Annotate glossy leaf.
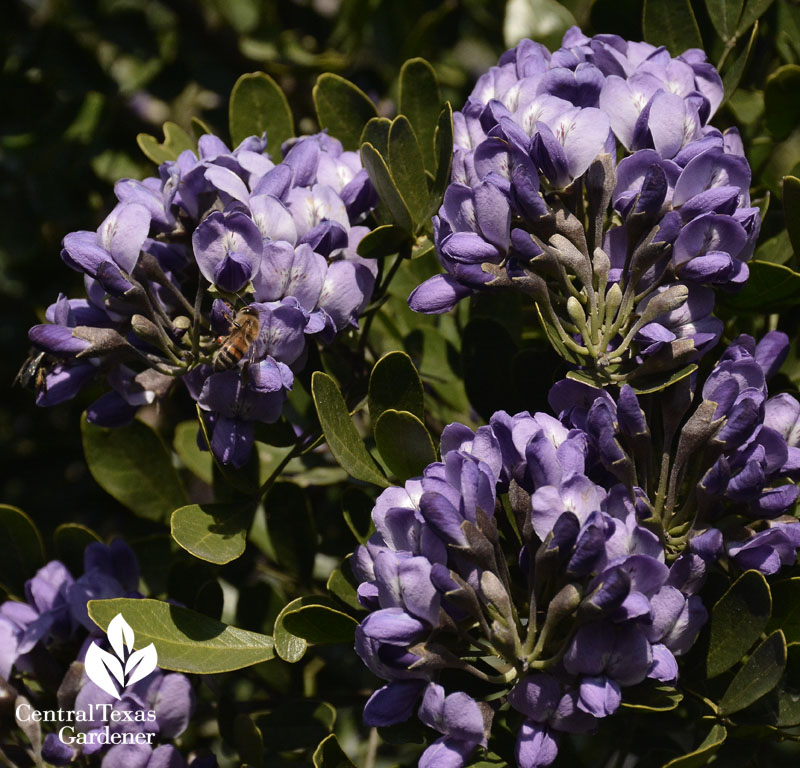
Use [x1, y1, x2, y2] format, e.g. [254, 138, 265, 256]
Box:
[722, 260, 800, 311]
[282, 601, 358, 645]
[705, 0, 743, 40]
[356, 224, 409, 259]
[54, 523, 101, 577]
[360, 117, 392, 159]
[375, 409, 437, 481]
[721, 22, 758, 105]
[82, 415, 187, 521]
[171, 503, 253, 565]
[361, 142, 413, 232]
[273, 596, 315, 663]
[765, 65, 800, 141]
[234, 714, 264, 768]
[369, 351, 425, 423]
[784, 175, 800, 256]
[707, 570, 771, 678]
[311, 371, 389, 487]
[430, 103, 454, 213]
[643, 0, 703, 54]
[399, 58, 441, 172]
[89, 598, 274, 673]
[388, 116, 429, 229]
[313, 734, 357, 768]
[718, 631, 787, 715]
[766, 577, 800, 642]
[776, 643, 800, 727]
[173, 420, 213, 485]
[0, 505, 44, 597]
[662, 725, 727, 767]
[327, 566, 362, 612]
[341, 488, 375, 544]
[737, 0, 775, 35]
[229, 72, 294, 158]
[313, 73, 377, 151]
[620, 682, 683, 712]
[137, 121, 194, 165]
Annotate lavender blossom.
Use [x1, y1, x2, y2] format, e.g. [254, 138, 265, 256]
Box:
[352, 409, 695, 767]
[23, 132, 378, 466]
[410, 28, 754, 387]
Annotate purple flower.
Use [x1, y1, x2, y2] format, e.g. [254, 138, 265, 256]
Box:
[196, 358, 293, 467]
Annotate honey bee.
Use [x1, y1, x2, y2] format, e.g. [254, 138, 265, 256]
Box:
[14, 349, 50, 395]
[212, 305, 262, 372]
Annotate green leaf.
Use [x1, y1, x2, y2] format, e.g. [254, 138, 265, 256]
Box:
[233, 714, 264, 768]
[356, 224, 409, 259]
[765, 65, 800, 141]
[53, 523, 101, 577]
[229, 72, 295, 159]
[430, 103, 454, 213]
[719, 631, 787, 715]
[171, 503, 253, 565]
[705, 0, 742, 40]
[82, 415, 188, 521]
[721, 22, 758, 105]
[776, 642, 800, 727]
[360, 117, 392, 159]
[375, 410, 437, 481]
[88, 598, 274, 673]
[620, 681, 683, 712]
[313, 734, 356, 768]
[174, 420, 213, 484]
[0, 505, 44, 597]
[399, 58, 441, 172]
[273, 596, 309, 663]
[341, 488, 375, 544]
[766, 577, 800, 642]
[707, 570, 771, 678]
[369, 351, 425, 423]
[361, 142, 413, 232]
[722, 260, 800, 311]
[737, 0, 775, 35]
[755, 229, 793, 265]
[388, 116, 429, 229]
[136, 121, 195, 165]
[265, 482, 316, 582]
[662, 725, 727, 768]
[274, 597, 355, 660]
[313, 73, 377, 151]
[503, 0, 577, 49]
[327, 565, 362, 612]
[282, 601, 358, 645]
[311, 371, 389, 487]
[628, 363, 698, 395]
[643, 0, 703, 54]
[784, 175, 800, 257]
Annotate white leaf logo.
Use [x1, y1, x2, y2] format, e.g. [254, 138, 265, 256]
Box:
[84, 613, 158, 698]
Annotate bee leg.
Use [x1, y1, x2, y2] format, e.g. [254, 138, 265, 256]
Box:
[240, 360, 251, 387]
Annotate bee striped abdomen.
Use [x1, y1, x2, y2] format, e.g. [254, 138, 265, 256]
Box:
[212, 306, 261, 372]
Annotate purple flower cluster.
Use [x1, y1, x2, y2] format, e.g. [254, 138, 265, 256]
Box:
[351, 414, 707, 767]
[25, 132, 378, 466]
[352, 330, 800, 766]
[409, 28, 758, 385]
[551, 331, 800, 576]
[1, 541, 204, 768]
